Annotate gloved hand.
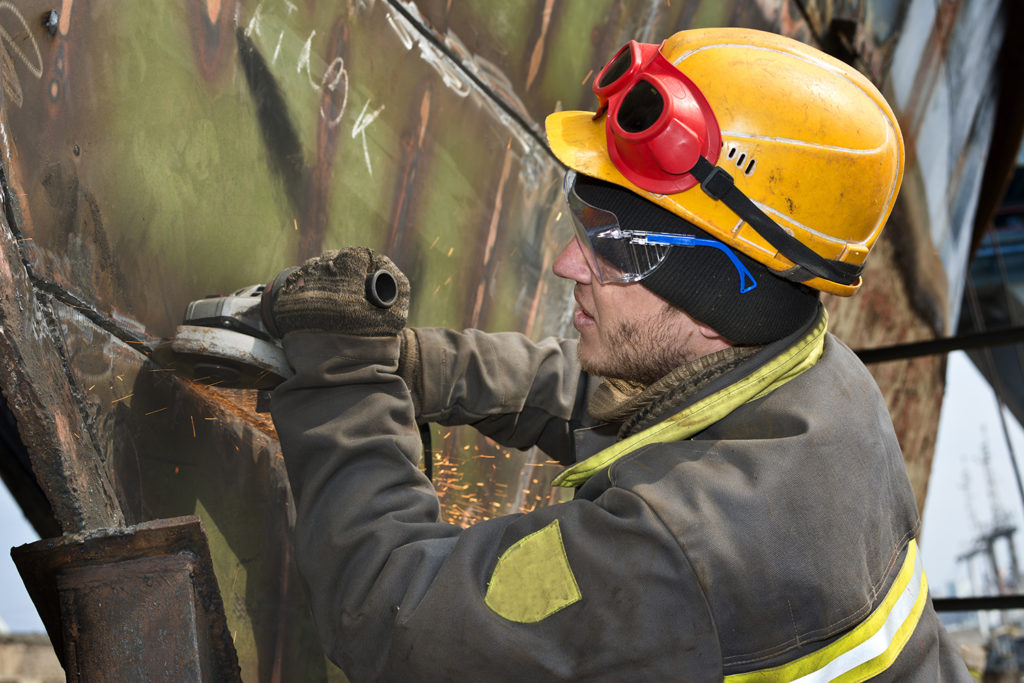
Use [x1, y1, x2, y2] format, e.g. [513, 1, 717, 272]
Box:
[262, 247, 410, 337]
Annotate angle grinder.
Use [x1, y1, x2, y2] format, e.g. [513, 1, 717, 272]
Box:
[152, 268, 400, 391]
[154, 266, 431, 476]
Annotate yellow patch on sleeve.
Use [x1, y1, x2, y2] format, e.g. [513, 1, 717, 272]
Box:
[484, 520, 582, 623]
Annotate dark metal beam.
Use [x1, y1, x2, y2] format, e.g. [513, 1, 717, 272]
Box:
[933, 595, 1024, 612]
[854, 326, 1024, 364]
[13, 515, 241, 680]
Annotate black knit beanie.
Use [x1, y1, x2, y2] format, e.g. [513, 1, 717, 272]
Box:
[573, 174, 819, 345]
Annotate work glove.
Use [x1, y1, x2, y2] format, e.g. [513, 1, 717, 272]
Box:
[262, 247, 410, 338]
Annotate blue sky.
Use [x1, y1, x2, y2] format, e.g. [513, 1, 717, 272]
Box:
[921, 351, 1024, 596]
[0, 480, 43, 632]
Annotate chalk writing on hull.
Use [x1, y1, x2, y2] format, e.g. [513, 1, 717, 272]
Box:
[0, 1, 44, 109]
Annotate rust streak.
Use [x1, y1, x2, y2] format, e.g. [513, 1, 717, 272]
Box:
[386, 86, 432, 257]
[300, 16, 350, 260]
[417, 87, 431, 148]
[469, 146, 515, 328]
[206, 0, 222, 25]
[525, 0, 555, 91]
[523, 247, 553, 339]
[187, 0, 237, 82]
[902, 2, 962, 144]
[59, 0, 74, 36]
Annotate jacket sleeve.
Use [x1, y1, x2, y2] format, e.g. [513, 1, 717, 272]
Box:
[271, 331, 721, 682]
[407, 327, 588, 459]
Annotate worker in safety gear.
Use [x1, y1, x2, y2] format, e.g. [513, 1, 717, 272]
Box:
[266, 28, 971, 681]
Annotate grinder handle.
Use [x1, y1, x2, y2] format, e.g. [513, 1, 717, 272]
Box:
[365, 269, 398, 308]
[259, 265, 398, 338]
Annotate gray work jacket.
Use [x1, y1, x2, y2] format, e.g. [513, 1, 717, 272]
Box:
[271, 309, 970, 681]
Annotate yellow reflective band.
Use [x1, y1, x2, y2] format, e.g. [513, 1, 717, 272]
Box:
[724, 540, 927, 683]
[553, 310, 828, 488]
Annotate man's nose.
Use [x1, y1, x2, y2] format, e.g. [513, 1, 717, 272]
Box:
[552, 237, 593, 283]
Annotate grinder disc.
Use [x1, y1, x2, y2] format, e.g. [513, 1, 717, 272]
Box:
[152, 325, 291, 390]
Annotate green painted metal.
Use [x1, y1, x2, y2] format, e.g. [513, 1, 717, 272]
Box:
[0, 0, 1017, 678]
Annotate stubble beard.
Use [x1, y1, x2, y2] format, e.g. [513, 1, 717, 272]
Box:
[577, 309, 696, 386]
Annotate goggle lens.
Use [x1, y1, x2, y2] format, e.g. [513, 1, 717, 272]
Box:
[617, 81, 664, 134]
[596, 44, 634, 89]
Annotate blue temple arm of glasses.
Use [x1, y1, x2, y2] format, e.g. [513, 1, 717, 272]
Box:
[629, 231, 758, 293]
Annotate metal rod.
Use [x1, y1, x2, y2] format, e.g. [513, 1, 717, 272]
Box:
[854, 326, 1024, 364]
[933, 595, 1024, 612]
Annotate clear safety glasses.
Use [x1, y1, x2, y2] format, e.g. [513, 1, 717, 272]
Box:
[563, 170, 757, 293]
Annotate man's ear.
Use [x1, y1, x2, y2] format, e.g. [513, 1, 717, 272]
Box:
[695, 321, 734, 346]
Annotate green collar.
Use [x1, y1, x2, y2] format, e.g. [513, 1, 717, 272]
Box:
[553, 310, 829, 488]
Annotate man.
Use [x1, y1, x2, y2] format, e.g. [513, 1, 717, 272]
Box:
[267, 28, 971, 680]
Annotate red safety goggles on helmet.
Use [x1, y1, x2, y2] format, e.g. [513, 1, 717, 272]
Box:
[593, 40, 721, 195]
[589, 40, 862, 287]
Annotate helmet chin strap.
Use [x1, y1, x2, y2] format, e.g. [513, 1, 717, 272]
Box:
[688, 156, 863, 287]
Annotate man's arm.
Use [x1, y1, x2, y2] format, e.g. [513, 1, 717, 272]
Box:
[265, 248, 720, 680]
[272, 330, 720, 681]
[400, 326, 588, 460]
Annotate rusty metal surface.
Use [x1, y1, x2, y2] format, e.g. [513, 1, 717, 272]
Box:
[51, 302, 330, 681]
[0, 0, 1018, 677]
[0, 175, 123, 534]
[12, 515, 240, 681]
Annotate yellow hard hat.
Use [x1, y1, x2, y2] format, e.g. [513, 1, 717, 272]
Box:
[545, 27, 905, 296]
